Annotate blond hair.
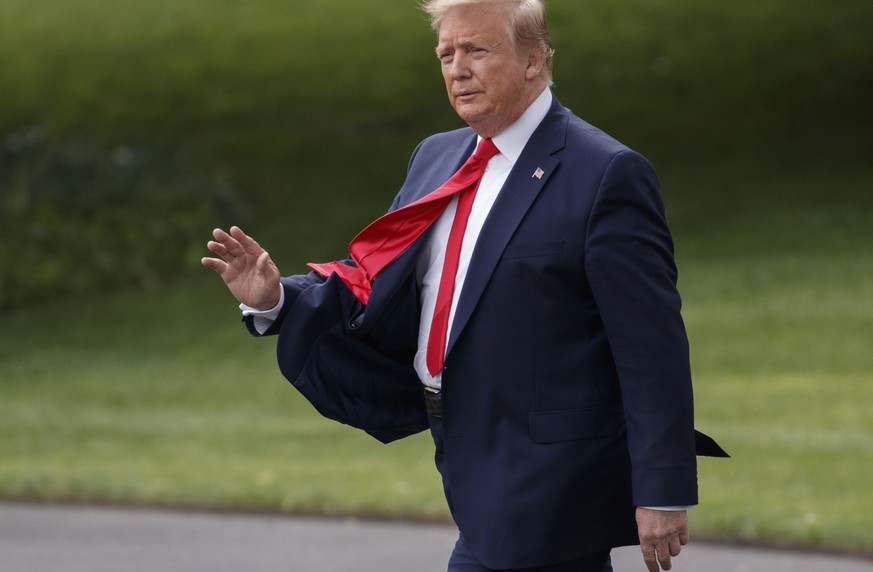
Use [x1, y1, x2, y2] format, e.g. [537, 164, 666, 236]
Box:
[422, 0, 555, 83]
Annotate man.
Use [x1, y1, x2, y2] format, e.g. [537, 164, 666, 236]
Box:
[203, 1, 724, 571]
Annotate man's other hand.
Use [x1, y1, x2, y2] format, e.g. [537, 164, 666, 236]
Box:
[636, 508, 689, 572]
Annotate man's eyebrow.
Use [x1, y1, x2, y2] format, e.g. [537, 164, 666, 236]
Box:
[437, 39, 486, 52]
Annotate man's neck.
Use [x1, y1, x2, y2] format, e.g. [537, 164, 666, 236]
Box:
[489, 87, 553, 164]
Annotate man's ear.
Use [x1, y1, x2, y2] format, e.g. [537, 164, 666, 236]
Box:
[524, 48, 546, 80]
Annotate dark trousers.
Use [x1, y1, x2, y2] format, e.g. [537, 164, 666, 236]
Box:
[447, 534, 612, 572]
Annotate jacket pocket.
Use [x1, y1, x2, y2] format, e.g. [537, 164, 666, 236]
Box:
[529, 405, 626, 444]
[501, 240, 564, 260]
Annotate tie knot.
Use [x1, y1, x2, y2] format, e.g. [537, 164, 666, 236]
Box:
[473, 138, 499, 162]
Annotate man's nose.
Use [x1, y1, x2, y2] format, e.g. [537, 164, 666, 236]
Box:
[450, 53, 472, 79]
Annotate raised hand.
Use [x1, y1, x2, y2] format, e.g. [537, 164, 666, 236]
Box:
[201, 226, 281, 310]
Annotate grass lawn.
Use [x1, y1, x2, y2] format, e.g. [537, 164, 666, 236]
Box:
[2, 161, 872, 553]
[666, 164, 873, 552]
[0, 272, 445, 518]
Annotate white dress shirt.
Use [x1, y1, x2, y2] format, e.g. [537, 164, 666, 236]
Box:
[414, 88, 553, 389]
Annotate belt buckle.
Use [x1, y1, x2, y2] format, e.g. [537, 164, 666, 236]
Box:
[422, 386, 442, 419]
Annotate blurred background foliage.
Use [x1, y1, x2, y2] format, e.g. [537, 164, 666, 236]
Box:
[0, 130, 245, 307]
[1, 0, 872, 554]
[1, 0, 870, 310]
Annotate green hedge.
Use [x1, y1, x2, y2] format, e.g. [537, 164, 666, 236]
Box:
[0, 128, 246, 310]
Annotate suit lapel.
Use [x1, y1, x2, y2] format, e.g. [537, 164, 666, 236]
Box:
[446, 103, 569, 355]
[362, 132, 478, 331]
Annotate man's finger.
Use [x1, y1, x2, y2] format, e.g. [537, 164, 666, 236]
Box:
[658, 548, 673, 570]
[201, 257, 227, 274]
[229, 226, 259, 251]
[255, 251, 276, 275]
[212, 228, 245, 256]
[668, 535, 682, 557]
[212, 228, 231, 242]
[641, 544, 659, 572]
[206, 240, 228, 257]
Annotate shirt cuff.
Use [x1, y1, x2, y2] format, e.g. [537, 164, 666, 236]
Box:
[239, 287, 284, 334]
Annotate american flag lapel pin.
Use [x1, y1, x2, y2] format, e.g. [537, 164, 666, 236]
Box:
[533, 167, 545, 180]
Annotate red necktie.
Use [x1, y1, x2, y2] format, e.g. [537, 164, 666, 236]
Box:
[424, 139, 499, 375]
[308, 138, 500, 324]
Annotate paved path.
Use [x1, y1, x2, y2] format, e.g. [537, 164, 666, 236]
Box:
[1, 502, 871, 571]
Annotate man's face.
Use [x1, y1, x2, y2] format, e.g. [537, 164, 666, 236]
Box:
[436, 5, 540, 138]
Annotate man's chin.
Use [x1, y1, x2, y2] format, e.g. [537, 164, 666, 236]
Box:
[453, 105, 485, 126]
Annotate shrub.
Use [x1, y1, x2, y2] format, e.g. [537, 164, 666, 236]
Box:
[0, 127, 247, 311]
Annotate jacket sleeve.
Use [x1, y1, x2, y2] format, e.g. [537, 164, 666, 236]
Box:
[585, 149, 699, 506]
[243, 272, 329, 337]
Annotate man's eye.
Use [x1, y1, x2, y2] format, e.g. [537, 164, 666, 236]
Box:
[439, 53, 454, 64]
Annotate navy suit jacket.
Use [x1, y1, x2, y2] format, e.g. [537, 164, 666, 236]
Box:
[247, 97, 725, 568]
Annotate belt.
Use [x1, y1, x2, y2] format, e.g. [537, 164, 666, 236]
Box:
[422, 386, 442, 418]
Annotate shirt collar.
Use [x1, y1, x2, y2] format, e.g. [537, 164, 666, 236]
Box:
[487, 87, 553, 164]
